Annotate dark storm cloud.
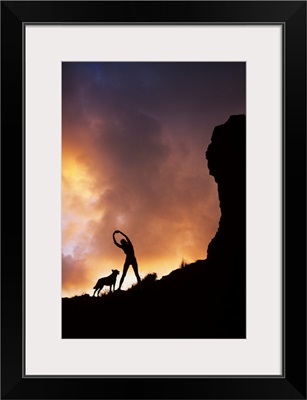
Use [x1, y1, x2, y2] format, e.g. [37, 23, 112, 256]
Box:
[63, 62, 245, 122]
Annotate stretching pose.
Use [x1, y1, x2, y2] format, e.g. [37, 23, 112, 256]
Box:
[113, 230, 141, 290]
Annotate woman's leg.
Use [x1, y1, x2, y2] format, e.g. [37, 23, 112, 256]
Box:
[118, 258, 130, 290]
[132, 258, 141, 283]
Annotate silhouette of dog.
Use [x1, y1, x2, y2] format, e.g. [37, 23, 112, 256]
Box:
[93, 269, 120, 296]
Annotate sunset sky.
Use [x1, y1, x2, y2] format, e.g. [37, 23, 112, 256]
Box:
[62, 62, 245, 297]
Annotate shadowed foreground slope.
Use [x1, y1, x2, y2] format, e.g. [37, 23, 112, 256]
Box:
[62, 115, 246, 338]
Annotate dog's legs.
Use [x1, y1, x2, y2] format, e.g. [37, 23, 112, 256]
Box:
[97, 287, 102, 297]
[93, 289, 97, 297]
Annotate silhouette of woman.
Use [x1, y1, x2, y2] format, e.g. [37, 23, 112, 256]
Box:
[113, 230, 141, 290]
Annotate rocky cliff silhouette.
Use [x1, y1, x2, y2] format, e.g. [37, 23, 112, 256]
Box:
[62, 115, 246, 338]
[206, 115, 246, 269]
[206, 114, 246, 305]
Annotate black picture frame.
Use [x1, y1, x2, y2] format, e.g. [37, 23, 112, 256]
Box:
[1, 1, 306, 399]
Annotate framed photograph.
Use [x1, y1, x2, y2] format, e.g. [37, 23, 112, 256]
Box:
[1, 1, 306, 399]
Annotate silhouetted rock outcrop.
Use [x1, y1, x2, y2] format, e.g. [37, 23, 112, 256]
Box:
[206, 115, 246, 278]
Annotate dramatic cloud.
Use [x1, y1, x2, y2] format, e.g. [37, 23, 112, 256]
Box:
[62, 62, 245, 296]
